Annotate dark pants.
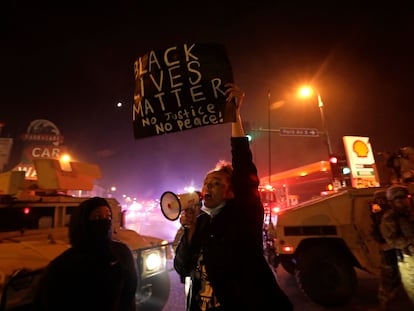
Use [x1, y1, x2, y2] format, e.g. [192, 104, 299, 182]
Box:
[378, 249, 402, 306]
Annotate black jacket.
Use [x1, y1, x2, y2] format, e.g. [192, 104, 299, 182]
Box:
[174, 137, 293, 310]
[33, 198, 137, 311]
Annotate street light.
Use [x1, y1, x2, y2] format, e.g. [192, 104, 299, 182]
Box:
[298, 86, 333, 155]
[266, 90, 274, 225]
[59, 153, 72, 171]
[267, 90, 272, 185]
[264, 91, 285, 185]
[107, 186, 117, 198]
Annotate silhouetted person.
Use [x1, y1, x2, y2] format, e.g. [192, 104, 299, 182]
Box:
[33, 197, 137, 311]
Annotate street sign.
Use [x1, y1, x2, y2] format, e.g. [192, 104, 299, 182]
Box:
[279, 127, 319, 137]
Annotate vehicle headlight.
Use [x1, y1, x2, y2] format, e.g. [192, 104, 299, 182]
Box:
[146, 252, 162, 271]
[140, 247, 167, 278]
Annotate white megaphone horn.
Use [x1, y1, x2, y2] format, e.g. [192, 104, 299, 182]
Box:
[160, 191, 202, 221]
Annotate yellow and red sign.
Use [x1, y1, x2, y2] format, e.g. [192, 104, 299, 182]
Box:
[342, 136, 380, 188]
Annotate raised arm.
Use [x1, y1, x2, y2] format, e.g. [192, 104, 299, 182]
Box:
[225, 83, 245, 138]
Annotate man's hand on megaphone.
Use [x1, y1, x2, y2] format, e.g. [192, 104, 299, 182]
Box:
[180, 206, 198, 241]
[180, 207, 196, 227]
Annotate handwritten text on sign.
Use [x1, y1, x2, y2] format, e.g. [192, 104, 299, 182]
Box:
[133, 43, 234, 139]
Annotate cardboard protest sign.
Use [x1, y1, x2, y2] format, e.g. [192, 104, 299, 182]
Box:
[133, 43, 235, 139]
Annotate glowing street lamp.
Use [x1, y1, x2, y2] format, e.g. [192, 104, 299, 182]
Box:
[298, 86, 333, 155]
[59, 153, 72, 171]
[267, 90, 272, 186]
[60, 153, 71, 162]
[105, 186, 117, 198]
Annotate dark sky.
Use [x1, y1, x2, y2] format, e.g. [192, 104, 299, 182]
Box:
[1, 2, 414, 200]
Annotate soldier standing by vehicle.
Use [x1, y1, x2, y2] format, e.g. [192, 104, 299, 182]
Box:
[370, 189, 402, 309]
[380, 184, 414, 308]
[174, 83, 293, 311]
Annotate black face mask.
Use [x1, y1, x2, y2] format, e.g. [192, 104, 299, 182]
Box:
[86, 219, 112, 245]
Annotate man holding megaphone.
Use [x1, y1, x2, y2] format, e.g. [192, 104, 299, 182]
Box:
[174, 83, 293, 311]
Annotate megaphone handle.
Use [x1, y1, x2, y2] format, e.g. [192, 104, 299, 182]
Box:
[180, 206, 198, 229]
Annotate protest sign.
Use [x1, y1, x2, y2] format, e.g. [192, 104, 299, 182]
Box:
[133, 43, 235, 139]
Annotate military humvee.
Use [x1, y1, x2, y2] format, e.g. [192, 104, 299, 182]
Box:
[0, 159, 170, 311]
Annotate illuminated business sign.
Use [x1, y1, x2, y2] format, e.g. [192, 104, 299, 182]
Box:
[342, 136, 380, 188]
[13, 119, 66, 179]
[21, 119, 64, 145]
[24, 145, 67, 160]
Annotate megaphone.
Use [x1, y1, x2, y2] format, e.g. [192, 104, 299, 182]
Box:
[160, 191, 202, 221]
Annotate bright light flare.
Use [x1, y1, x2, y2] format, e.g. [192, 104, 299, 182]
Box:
[298, 86, 314, 98]
[184, 186, 195, 193]
[145, 252, 162, 271]
[59, 154, 72, 171]
[60, 154, 71, 162]
[263, 184, 274, 191]
[282, 245, 294, 253]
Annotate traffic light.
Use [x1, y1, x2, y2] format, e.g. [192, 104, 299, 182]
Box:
[329, 155, 340, 179]
[243, 121, 253, 142]
[329, 154, 351, 180]
[329, 155, 338, 164]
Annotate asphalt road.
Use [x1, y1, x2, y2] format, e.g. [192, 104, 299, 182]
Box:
[162, 260, 185, 311]
[162, 260, 414, 311]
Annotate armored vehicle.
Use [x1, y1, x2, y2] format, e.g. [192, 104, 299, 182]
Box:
[268, 187, 383, 307]
[0, 159, 170, 311]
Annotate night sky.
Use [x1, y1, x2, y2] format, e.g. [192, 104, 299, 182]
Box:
[1, 2, 413, 200]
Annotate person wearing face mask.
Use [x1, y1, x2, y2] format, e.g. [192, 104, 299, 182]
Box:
[174, 83, 293, 311]
[33, 197, 138, 311]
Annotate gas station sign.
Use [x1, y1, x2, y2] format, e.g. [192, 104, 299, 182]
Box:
[342, 136, 380, 188]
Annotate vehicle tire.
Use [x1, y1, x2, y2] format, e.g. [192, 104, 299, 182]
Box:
[281, 258, 296, 275]
[139, 271, 170, 311]
[294, 247, 357, 307]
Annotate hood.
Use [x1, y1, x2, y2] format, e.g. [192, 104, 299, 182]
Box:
[69, 197, 113, 249]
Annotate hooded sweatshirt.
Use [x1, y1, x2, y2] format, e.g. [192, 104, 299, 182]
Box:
[33, 197, 138, 311]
